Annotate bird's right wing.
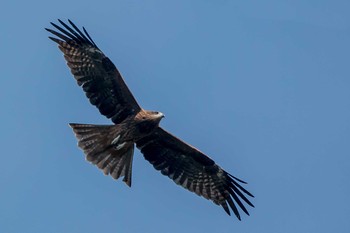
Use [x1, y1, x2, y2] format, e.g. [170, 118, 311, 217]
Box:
[46, 19, 141, 124]
[136, 127, 254, 220]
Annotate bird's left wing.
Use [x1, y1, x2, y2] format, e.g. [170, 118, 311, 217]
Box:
[46, 20, 141, 124]
[136, 127, 254, 220]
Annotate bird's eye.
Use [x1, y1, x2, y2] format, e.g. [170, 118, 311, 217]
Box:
[142, 117, 146, 120]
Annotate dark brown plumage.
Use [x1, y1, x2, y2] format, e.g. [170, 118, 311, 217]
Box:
[46, 19, 254, 220]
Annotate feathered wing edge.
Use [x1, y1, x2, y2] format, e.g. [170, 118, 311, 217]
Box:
[220, 171, 255, 219]
[136, 127, 254, 220]
[46, 19, 97, 48]
[45, 19, 141, 125]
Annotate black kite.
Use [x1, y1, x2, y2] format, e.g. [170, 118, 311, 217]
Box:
[46, 19, 254, 220]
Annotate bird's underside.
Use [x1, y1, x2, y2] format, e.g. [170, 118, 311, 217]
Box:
[46, 19, 254, 220]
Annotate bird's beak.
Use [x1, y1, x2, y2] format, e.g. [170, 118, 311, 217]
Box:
[159, 112, 165, 118]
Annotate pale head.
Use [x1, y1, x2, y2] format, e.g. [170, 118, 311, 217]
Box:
[136, 109, 165, 123]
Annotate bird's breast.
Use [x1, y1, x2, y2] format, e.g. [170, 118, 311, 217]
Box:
[134, 120, 159, 137]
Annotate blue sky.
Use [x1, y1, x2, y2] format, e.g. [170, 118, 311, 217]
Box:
[1, 1, 350, 232]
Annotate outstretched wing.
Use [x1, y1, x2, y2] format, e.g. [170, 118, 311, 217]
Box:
[136, 128, 254, 220]
[46, 19, 140, 124]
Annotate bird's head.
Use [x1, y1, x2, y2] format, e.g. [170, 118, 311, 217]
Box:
[137, 110, 165, 123]
[135, 110, 165, 134]
[149, 111, 165, 119]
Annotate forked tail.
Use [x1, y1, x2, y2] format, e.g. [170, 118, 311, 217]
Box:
[69, 123, 134, 187]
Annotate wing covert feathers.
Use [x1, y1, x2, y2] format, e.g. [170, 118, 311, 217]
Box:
[136, 128, 254, 220]
[46, 19, 140, 124]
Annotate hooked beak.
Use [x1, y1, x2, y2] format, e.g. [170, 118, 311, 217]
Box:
[159, 112, 165, 118]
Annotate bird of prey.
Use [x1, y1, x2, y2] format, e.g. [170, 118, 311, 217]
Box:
[46, 19, 254, 220]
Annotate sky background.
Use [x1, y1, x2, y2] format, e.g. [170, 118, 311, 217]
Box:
[1, 1, 350, 232]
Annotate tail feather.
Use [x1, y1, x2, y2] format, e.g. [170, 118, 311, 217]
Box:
[69, 123, 134, 187]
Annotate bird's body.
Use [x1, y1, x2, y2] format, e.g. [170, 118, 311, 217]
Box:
[46, 19, 254, 220]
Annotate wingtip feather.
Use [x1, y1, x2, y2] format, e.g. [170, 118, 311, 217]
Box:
[48, 36, 61, 44]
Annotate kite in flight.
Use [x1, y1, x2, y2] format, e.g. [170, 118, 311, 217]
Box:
[46, 19, 254, 220]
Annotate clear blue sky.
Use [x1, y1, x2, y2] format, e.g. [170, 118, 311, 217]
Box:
[1, 1, 349, 232]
